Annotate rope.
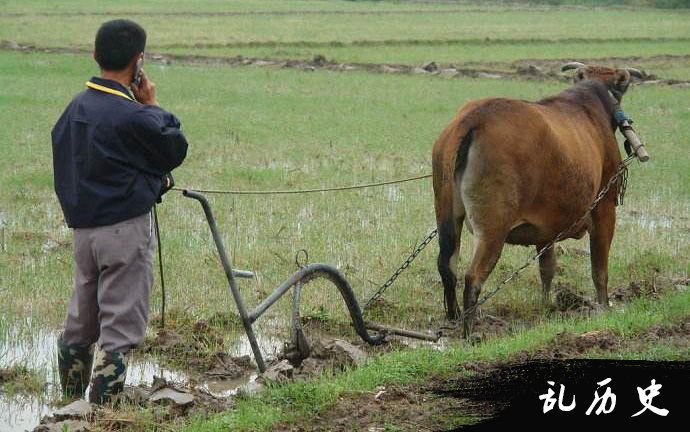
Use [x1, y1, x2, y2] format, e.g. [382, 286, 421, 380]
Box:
[153, 204, 167, 329]
[172, 173, 431, 195]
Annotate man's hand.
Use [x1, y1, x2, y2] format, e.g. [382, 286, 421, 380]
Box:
[157, 173, 175, 203]
[131, 69, 159, 106]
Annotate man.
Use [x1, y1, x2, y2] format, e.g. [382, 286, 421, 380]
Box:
[51, 19, 188, 404]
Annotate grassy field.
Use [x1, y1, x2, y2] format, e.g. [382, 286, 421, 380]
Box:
[2, 2, 690, 49]
[2, 49, 688, 333]
[182, 292, 690, 431]
[0, 0, 688, 430]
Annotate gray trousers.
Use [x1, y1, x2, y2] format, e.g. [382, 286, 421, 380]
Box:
[63, 212, 156, 353]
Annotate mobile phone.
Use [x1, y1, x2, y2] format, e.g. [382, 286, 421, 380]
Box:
[133, 57, 144, 86]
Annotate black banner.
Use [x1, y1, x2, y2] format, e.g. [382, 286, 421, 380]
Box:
[440, 359, 689, 430]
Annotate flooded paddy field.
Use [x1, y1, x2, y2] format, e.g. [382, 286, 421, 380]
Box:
[1, 0, 688, 430]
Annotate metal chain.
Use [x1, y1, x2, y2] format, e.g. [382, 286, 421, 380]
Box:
[363, 227, 438, 311]
[463, 154, 636, 317]
[362, 155, 635, 319]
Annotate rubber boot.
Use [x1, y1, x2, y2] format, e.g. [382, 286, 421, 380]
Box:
[57, 335, 94, 400]
[88, 348, 127, 404]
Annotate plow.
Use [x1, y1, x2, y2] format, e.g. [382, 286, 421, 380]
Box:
[183, 189, 439, 373]
[178, 63, 651, 373]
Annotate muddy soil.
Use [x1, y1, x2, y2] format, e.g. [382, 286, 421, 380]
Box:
[282, 316, 689, 431]
[274, 384, 484, 432]
[146, 52, 690, 86]
[0, 365, 44, 397]
[140, 309, 256, 382]
[18, 274, 689, 431]
[277, 271, 684, 432]
[35, 376, 235, 432]
[0, 368, 20, 385]
[143, 326, 253, 380]
[2, 40, 689, 86]
[29, 307, 422, 431]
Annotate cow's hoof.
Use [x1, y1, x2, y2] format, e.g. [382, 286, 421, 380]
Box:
[462, 321, 475, 340]
[445, 306, 461, 322]
[466, 334, 482, 345]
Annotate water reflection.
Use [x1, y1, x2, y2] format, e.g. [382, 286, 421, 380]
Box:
[0, 326, 283, 431]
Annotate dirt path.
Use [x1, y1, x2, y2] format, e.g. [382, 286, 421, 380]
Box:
[152, 36, 690, 49]
[2, 40, 689, 86]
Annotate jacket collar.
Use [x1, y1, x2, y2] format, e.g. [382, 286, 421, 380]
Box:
[88, 76, 135, 99]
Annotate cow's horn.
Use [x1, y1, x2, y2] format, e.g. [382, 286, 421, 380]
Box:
[625, 68, 643, 79]
[561, 62, 586, 72]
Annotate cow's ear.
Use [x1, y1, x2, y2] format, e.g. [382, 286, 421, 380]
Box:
[613, 69, 631, 93]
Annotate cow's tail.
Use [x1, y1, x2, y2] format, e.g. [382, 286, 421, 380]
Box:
[432, 120, 475, 318]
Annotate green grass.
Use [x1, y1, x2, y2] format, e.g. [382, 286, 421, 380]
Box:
[1, 49, 687, 334]
[0, 365, 46, 396]
[586, 339, 690, 360]
[0, 1, 688, 429]
[644, 60, 690, 79]
[2, 2, 690, 51]
[0, 0, 469, 14]
[181, 290, 690, 431]
[2, 0, 688, 14]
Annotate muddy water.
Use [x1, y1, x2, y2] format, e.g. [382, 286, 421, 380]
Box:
[1, 325, 55, 431]
[0, 326, 282, 432]
[3, 209, 680, 431]
[619, 212, 675, 231]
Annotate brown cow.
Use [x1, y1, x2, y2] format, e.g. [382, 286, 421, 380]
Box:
[432, 63, 641, 336]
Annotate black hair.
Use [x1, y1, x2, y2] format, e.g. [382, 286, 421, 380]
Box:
[94, 19, 146, 71]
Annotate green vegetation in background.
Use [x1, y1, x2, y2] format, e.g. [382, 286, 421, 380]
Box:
[0, 1, 688, 428]
[2, 0, 689, 12]
[492, 0, 690, 8]
[0, 49, 687, 334]
[349, 0, 690, 8]
[2, 4, 690, 49]
[0, 0, 438, 14]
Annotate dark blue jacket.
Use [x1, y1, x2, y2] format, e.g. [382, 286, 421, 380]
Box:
[51, 77, 188, 228]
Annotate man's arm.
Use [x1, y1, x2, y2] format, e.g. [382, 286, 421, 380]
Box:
[125, 70, 188, 176]
[127, 107, 188, 176]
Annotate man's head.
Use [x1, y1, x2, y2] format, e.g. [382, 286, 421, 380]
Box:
[94, 19, 146, 72]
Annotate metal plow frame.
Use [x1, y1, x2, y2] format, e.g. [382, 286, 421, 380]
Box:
[184, 190, 392, 372]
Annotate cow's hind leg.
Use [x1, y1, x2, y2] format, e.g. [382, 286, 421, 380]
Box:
[589, 201, 616, 307]
[437, 216, 464, 320]
[537, 244, 557, 306]
[463, 234, 505, 337]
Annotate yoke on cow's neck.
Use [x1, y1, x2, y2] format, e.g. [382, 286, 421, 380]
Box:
[606, 88, 631, 124]
[613, 105, 633, 126]
[604, 85, 648, 163]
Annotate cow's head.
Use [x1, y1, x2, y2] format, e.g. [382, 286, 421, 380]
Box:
[561, 62, 642, 102]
